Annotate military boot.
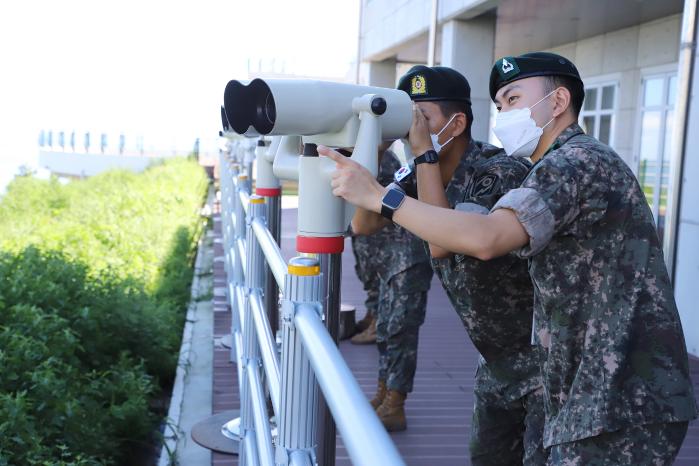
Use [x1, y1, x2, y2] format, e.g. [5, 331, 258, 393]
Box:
[370, 380, 387, 410]
[350, 318, 376, 345]
[376, 390, 407, 432]
[354, 310, 374, 333]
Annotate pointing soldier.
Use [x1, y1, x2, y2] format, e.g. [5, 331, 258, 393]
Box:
[324, 52, 697, 464]
[353, 66, 547, 464]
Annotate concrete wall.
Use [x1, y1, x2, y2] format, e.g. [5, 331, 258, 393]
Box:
[440, 17, 495, 142]
[359, 0, 496, 61]
[540, 15, 682, 168]
[673, 32, 699, 357]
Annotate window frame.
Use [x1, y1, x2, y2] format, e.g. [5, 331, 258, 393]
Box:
[633, 64, 678, 231]
[578, 76, 620, 147]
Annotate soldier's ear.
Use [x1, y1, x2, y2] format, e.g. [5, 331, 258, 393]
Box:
[453, 112, 468, 138]
[552, 87, 571, 118]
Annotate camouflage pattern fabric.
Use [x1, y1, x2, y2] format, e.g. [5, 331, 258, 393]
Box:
[351, 234, 383, 317]
[402, 140, 546, 462]
[492, 122, 698, 447]
[354, 149, 432, 394]
[470, 358, 547, 466]
[546, 421, 688, 466]
[376, 261, 433, 393]
[350, 150, 418, 316]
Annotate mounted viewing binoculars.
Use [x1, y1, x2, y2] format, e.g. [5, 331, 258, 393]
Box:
[221, 79, 412, 249]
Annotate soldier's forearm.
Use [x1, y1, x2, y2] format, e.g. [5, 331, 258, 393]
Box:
[416, 163, 452, 258]
[391, 197, 529, 260]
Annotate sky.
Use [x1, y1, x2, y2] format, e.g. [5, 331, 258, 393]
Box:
[0, 0, 361, 191]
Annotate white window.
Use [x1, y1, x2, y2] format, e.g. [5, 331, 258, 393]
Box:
[637, 72, 677, 242]
[579, 82, 617, 147]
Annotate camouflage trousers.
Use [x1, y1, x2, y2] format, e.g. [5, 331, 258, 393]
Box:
[351, 236, 381, 317]
[470, 360, 548, 466]
[376, 263, 432, 393]
[546, 421, 689, 466]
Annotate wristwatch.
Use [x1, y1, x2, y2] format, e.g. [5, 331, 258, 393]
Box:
[380, 183, 406, 221]
[414, 149, 439, 165]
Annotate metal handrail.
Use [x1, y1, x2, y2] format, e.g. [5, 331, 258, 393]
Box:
[236, 238, 247, 277]
[250, 292, 281, 416]
[239, 190, 250, 215]
[247, 363, 275, 465]
[252, 217, 287, 288]
[295, 304, 406, 466]
[217, 138, 406, 466]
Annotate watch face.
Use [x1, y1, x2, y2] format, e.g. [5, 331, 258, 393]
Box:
[383, 189, 405, 209]
[425, 150, 439, 163]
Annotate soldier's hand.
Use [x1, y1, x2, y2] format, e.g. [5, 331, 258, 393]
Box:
[319, 145, 385, 213]
[409, 103, 434, 156]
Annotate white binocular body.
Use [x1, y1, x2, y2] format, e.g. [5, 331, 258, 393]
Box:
[222, 79, 412, 245]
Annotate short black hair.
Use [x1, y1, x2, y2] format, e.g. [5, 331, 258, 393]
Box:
[542, 75, 585, 117]
[434, 100, 473, 140]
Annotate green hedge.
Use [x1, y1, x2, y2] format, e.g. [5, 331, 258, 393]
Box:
[0, 158, 209, 465]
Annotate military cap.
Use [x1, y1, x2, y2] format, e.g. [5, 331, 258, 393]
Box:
[397, 65, 471, 103]
[489, 52, 582, 100]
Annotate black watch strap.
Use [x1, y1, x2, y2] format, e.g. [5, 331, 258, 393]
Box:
[414, 149, 439, 165]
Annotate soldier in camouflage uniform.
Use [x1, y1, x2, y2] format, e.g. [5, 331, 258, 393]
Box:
[396, 66, 547, 465]
[350, 66, 547, 464]
[354, 147, 433, 432]
[323, 52, 698, 464]
[350, 233, 381, 342]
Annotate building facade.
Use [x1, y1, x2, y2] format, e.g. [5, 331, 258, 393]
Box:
[357, 0, 699, 355]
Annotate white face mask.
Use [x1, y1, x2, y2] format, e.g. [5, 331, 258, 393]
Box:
[493, 90, 556, 158]
[430, 113, 457, 154]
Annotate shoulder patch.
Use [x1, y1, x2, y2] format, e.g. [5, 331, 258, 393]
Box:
[469, 173, 499, 198]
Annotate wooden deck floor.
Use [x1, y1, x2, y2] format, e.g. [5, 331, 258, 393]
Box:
[208, 202, 699, 466]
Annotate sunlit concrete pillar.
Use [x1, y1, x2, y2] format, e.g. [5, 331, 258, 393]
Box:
[440, 16, 496, 142]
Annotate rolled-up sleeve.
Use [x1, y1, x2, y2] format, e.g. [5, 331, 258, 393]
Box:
[492, 188, 556, 257]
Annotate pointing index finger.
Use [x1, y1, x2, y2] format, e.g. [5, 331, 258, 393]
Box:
[318, 145, 349, 165]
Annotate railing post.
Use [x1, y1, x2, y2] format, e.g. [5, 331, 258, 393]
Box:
[240, 195, 267, 466]
[255, 138, 283, 341]
[316, 252, 342, 466]
[276, 257, 322, 466]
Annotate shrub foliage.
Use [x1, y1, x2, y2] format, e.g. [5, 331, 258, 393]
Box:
[0, 159, 209, 464]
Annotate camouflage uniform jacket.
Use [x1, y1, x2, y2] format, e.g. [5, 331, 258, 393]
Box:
[403, 140, 543, 400]
[355, 150, 432, 284]
[492, 123, 698, 447]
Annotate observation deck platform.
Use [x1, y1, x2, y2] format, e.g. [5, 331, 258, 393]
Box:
[207, 197, 699, 466]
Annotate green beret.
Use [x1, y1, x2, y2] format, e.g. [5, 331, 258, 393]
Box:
[489, 52, 582, 100]
[397, 65, 471, 103]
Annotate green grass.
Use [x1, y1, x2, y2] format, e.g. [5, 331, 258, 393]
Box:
[0, 158, 209, 465]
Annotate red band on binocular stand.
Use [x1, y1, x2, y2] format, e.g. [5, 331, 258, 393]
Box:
[255, 187, 282, 197]
[296, 235, 345, 254]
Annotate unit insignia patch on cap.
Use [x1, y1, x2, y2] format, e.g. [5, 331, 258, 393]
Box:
[410, 75, 427, 95]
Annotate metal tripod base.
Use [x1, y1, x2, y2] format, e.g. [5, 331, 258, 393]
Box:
[222, 417, 241, 440]
[191, 410, 240, 455]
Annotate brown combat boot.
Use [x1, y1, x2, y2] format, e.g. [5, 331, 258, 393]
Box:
[350, 318, 376, 345]
[354, 310, 374, 333]
[376, 390, 407, 432]
[370, 380, 387, 410]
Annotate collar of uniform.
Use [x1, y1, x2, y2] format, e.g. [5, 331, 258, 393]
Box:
[542, 122, 585, 158]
